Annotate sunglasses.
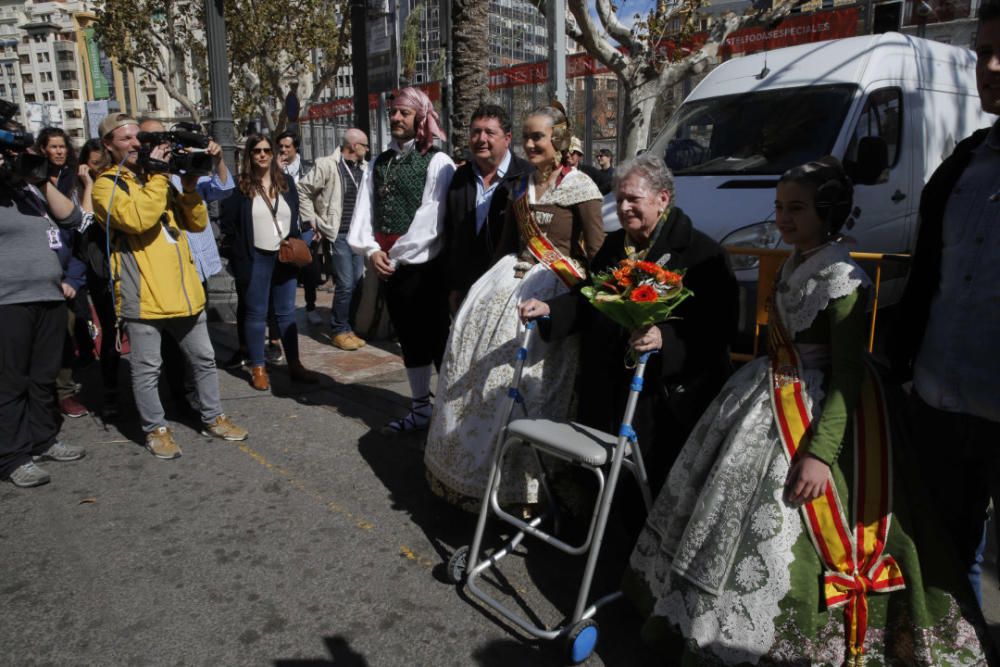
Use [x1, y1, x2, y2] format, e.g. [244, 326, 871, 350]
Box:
[251, 147, 272, 155]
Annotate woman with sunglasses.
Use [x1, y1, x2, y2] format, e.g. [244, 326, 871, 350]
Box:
[219, 133, 317, 391]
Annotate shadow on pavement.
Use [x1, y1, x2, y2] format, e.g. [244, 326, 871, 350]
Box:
[274, 635, 368, 666]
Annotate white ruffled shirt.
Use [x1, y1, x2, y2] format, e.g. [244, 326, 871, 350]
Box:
[347, 139, 455, 267]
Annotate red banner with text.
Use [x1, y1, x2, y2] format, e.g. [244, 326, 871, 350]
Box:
[720, 7, 859, 58]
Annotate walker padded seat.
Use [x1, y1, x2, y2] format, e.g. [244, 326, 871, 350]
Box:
[506, 419, 615, 467]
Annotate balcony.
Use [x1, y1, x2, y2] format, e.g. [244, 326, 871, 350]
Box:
[57, 78, 77, 91]
[56, 59, 75, 72]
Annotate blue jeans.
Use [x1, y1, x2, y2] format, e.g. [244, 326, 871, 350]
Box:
[331, 232, 364, 335]
[244, 247, 299, 368]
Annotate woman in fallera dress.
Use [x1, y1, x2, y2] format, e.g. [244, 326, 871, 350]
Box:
[423, 103, 605, 510]
[623, 157, 992, 666]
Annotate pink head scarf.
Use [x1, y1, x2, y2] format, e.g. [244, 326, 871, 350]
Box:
[392, 86, 446, 155]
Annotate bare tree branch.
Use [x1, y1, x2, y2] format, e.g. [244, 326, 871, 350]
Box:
[567, 0, 630, 76]
[595, 0, 637, 50]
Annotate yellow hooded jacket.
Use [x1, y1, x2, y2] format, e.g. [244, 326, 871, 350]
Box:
[92, 169, 208, 320]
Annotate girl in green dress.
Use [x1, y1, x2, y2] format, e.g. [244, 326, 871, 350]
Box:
[623, 158, 991, 665]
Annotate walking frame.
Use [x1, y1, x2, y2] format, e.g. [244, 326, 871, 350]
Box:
[447, 320, 654, 664]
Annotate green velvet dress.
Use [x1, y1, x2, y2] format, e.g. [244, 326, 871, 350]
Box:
[623, 243, 990, 666]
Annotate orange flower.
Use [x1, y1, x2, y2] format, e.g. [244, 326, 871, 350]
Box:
[612, 267, 634, 287]
[630, 285, 658, 302]
[637, 261, 661, 275]
[656, 270, 682, 286]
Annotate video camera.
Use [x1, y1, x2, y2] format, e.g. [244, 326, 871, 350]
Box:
[0, 100, 48, 184]
[137, 122, 213, 177]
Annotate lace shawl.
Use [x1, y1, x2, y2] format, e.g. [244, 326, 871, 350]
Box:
[774, 242, 871, 337]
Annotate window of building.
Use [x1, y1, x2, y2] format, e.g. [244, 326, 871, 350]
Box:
[147, 94, 157, 110]
[18, 53, 29, 65]
[63, 89, 77, 99]
[66, 108, 81, 118]
[60, 70, 74, 81]
[41, 71, 52, 82]
[38, 52, 49, 63]
[24, 93, 34, 101]
[22, 72, 32, 83]
[69, 128, 82, 138]
[5, 63, 14, 76]
[0, 84, 5, 95]
[42, 90, 54, 101]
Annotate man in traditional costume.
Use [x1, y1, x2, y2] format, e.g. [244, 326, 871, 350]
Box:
[348, 87, 455, 433]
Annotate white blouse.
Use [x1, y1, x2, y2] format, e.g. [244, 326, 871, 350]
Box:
[347, 139, 456, 267]
[252, 193, 292, 252]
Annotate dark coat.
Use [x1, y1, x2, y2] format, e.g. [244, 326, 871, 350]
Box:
[578, 163, 612, 195]
[445, 153, 532, 294]
[219, 173, 301, 284]
[542, 207, 739, 494]
[889, 127, 990, 380]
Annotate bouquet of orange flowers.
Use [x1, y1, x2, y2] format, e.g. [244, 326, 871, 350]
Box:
[580, 255, 693, 330]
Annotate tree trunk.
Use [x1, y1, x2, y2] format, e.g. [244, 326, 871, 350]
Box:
[620, 76, 662, 159]
[450, 0, 490, 152]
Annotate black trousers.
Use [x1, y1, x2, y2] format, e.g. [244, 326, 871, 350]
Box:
[88, 279, 121, 398]
[383, 258, 450, 369]
[910, 391, 1000, 602]
[0, 301, 66, 476]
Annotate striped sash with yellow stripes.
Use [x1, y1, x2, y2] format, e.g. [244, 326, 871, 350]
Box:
[768, 306, 904, 666]
[512, 192, 585, 289]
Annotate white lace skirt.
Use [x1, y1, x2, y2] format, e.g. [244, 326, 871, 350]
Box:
[628, 356, 827, 664]
[424, 254, 580, 505]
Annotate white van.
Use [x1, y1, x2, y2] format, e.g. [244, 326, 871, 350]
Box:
[609, 32, 994, 309]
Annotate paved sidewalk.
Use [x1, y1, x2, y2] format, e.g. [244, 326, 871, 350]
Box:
[1, 294, 656, 666]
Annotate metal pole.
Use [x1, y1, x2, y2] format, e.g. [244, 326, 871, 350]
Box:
[440, 0, 452, 153]
[351, 0, 370, 135]
[310, 47, 321, 161]
[584, 73, 593, 163]
[203, 0, 236, 168]
[547, 0, 566, 104]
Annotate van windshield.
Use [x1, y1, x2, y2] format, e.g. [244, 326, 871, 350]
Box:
[654, 84, 857, 175]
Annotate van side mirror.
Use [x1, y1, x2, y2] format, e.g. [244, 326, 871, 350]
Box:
[848, 136, 890, 185]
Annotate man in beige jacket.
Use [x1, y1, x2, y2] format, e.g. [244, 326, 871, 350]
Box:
[297, 129, 369, 350]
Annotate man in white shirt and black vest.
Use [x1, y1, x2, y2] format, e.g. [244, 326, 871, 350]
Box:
[349, 87, 455, 434]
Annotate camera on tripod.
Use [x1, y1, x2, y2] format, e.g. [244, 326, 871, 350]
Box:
[137, 122, 213, 177]
[0, 100, 48, 184]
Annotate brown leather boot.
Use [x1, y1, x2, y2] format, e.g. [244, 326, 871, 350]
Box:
[250, 366, 270, 391]
[288, 361, 319, 384]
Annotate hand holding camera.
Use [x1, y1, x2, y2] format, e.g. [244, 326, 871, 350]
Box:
[137, 123, 214, 177]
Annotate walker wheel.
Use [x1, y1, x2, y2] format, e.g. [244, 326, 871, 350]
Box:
[446, 545, 469, 584]
[564, 618, 599, 665]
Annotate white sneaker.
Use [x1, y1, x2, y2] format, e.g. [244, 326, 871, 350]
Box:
[306, 310, 323, 326]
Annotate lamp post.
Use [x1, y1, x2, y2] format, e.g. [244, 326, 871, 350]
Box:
[351, 0, 370, 135]
[547, 0, 566, 104]
[203, 0, 235, 168]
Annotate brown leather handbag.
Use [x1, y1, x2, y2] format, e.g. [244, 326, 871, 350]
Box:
[259, 187, 312, 267]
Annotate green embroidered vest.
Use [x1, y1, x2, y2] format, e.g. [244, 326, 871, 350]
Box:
[372, 147, 438, 235]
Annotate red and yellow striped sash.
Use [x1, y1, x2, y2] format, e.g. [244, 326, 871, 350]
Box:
[512, 193, 584, 289]
[768, 311, 904, 666]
